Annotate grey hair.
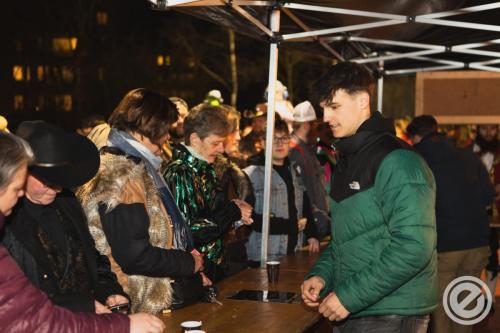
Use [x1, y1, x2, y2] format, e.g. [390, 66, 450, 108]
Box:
[0, 132, 34, 190]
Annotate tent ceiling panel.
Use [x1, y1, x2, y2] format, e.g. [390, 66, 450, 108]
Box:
[151, 0, 500, 74]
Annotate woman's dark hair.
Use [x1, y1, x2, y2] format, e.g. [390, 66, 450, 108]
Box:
[108, 88, 179, 144]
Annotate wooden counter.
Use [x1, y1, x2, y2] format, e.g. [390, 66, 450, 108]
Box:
[159, 251, 326, 332]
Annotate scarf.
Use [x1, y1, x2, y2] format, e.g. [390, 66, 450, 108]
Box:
[107, 129, 193, 250]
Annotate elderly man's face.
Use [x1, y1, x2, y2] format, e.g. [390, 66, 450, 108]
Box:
[25, 175, 62, 205]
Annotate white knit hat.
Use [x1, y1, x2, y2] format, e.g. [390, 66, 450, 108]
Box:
[293, 101, 316, 122]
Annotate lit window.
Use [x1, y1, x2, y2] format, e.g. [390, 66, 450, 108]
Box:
[97, 67, 104, 80]
[37, 66, 44, 81]
[165, 55, 171, 66]
[14, 95, 24, 111]
[13, 66, 23, 81]
[26, 66, 31, 82]
[37, 96, 45, 111]
[55, 95, 72, 112]
[96, 11, 108, 25]
[61, 66, 74, 83]
[157, 55, 164, 66]
[70, 38, 77, 50]
[52, 37, 78, 54]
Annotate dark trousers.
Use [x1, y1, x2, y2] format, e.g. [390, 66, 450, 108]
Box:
[332, 315, 429, 333]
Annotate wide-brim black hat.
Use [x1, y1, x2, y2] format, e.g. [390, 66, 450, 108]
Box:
[16, 120, 100, 189]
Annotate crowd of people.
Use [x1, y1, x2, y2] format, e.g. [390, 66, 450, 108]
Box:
[1, 61, 499, 333]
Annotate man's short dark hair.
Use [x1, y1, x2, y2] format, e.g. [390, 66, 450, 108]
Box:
[184, 103, 231, 145]
[274, 118, 290, 135]
[315, 62, 375, 105]
[406, 115, 438, 138]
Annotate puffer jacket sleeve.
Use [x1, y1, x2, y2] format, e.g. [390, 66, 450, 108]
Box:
[334, 150, 437, 314]
[305, 241, 335, 293]
[0, 245, 130, 333]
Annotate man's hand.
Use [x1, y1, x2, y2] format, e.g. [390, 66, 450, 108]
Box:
[298, 218, 307, 231]
[129, 313, 165, 333]
[307, 238, 320, 253]
[232, 199, 253, 225]
[95, 300, 112, 314]
[105, 294, 129, 313]
[191, 251, 204, 273]
[301, 276, 325, 307]
[200, 272, 213, 286]
[318, 292, 350, 321]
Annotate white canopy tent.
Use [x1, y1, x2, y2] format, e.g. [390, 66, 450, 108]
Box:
[148, 0, 500, 266]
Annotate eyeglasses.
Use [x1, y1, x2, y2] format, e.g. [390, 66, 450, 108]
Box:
[273, 136, 290, 145]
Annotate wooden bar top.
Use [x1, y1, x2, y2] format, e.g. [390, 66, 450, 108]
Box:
[159, 251, 322, 332]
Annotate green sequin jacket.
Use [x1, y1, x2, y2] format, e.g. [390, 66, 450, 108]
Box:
[163, 145, 241, 265]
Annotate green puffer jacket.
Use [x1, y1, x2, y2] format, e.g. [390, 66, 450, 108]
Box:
[308, 148, 438, 317]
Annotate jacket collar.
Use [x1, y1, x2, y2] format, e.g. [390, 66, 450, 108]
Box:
[334, 112, 393, 156]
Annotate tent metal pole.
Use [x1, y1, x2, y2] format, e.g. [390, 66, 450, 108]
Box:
[384, 64, 464, 76]
[469, 64, 500, 72]
[418, 2, 500, 19]
[453, 39, 500, 49]
[261, 8, 280, 268]
[415, 17, 500, 33]
[354, 49, 445, 64]
[377, 61, 384, 113]
[282, 7, 344, 60]
[470, 58, 500, 66]
[282, 20, 403, 41]
[284, 3, 406, 21]
[385, 52, 464, 66]
[347, 36, 444, 50]
[231, 3, 274, 36]
[453, 48, 500, 58]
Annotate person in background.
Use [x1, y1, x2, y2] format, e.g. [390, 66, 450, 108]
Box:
[240, 104, 267, 158]
[473, 124, 500, 312]
[0, 115, 9, 132]
[3, 121, 129, 314]
[315, 121, 337, 194]
[289, 101, 330, 239]
[168, 97, 189, 145]
[76, 114, 106, 137]
[302, 62, 437, 333]
[78, 88, 203, 313]
[163, 103, 253, 282]
[407, 115, 493, 333]
[0, 131, 164, 333]
[244, 119, 319, 265]
[213, 106, 255, 276]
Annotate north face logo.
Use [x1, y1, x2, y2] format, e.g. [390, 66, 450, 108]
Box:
[349, 181, 360, 190]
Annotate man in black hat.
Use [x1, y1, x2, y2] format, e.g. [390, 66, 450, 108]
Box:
[2, 120, 129, 313]
[239, 103, 267, 158]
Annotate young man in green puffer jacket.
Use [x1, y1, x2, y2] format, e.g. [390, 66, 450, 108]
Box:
[301, 62, 438, 333]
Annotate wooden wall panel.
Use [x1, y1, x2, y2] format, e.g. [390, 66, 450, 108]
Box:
[415, 71, 500, 124]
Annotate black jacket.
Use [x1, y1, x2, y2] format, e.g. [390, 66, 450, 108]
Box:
[415, 133, 495, 252]
[2, 192, 127, 312]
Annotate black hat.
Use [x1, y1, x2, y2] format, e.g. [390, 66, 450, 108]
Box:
[16, 121, 100, 189]
[242, 103, 267, 119]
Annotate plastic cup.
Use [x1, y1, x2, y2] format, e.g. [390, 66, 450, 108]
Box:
[266, 261, 280, 283]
